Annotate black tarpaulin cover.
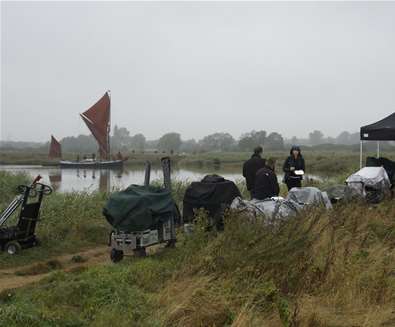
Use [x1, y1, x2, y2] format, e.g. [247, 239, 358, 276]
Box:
[183, 175, 241, 223]
[103, 185, 178, 232]
[360, 112, 395, 141]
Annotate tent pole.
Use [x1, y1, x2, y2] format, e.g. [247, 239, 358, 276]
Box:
[360, 141, 363, 169]
[377, 141, 380, 158]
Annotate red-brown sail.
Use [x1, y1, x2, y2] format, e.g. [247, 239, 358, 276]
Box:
[80, 92, 110, 159]
[49, 135, 62, 159]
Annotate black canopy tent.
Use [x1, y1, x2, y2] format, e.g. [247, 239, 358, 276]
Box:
[360, 112, 395, 167]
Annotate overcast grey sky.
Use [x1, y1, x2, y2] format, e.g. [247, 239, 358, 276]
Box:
[1, 1, 395, 142]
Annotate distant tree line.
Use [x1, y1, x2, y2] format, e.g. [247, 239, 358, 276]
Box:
[1, 127, 392, 154]
[286, 130, 361, 147]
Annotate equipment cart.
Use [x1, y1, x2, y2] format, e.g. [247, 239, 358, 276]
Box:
[0, 176, 52, 255]
[103, 158, 180, 262]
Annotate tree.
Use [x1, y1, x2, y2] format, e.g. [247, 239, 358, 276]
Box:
[265, 132, 284, 150]
[349, 132, 360, 145]
[199, 133, 236, 152]
[157, 133, 182, 152]
[180, 139, 199, 153]
[336, 131, 359, 145]
[325, 137, 336, 144]
[291, 136, 298, 145]
[336, 131, 350, 145]
[309, 130, 324, 146]
[130, 133, 146, 151]
[238, 130, 266, 151]
[61, 134, 97, 153]
[111, 125, 132, 151]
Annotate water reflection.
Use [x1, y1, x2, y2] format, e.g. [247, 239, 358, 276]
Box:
[70, 168, 119, 192]
[48, 169, 61, 192]
[0, 165, 325, 193]
[99, 169, 109, 193]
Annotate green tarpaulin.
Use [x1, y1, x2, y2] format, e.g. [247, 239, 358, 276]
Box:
[103, 185, 178, 232]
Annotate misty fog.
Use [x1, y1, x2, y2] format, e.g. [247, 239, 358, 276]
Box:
[2, 1, 395, 142]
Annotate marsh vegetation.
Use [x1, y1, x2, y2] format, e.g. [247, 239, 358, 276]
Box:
[0, 159, 394, 326]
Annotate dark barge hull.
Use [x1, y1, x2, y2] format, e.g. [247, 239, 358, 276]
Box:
[59, 160, 124, 169]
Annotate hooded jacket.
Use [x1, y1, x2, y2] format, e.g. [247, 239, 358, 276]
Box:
[253, 165, 280, 200]
[283, 146, 305, 181]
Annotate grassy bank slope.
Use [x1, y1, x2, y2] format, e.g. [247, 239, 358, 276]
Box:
[3, 149, 395, 177]
[0, 172, 199, 269]
[0, 172, 109, 268]
[1, 199, 394, 326]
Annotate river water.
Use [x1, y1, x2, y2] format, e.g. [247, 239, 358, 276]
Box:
[0, 165, 324, 193]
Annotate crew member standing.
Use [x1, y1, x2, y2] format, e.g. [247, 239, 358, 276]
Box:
[253, 158, 280, 200]
[242, 146, 266, 199]
[283, 145, 305, 191]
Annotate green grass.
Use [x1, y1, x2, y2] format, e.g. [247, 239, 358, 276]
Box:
[1, 200, 394, 326]
[1, 170, 395, 326]
[0, 174, 213, 268]
[0, 166, 376, 269]
[0, 192, 109, 268]
[0, 202, 395, 326]
[2, 149, 395, 176]
[0, 171, 30, 206]
[180, 150, 366, 176]
[0, 172, 109, 268]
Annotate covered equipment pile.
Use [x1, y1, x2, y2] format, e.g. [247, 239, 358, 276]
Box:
[230, 187, 332, 224]
[183, 175, 241, 228]
[346, 166, 391, 203]
[231, 187, 332, 224]
[230, 197, 302, 225]
[287, 187, 332, 209]
[103, 185, 180, 232]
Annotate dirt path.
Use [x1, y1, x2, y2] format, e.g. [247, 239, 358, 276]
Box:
[0, 246, 110, 292]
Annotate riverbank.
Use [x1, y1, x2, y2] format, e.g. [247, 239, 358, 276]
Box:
[0, 170, 394, 326]
[0, 151, 186, 167]
[2, 149, 390, 177]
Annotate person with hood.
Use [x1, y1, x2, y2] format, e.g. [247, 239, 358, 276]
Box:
[253, 158, 280, 200]
[243, 146, 266, 199]
[283, 145, 305, 191]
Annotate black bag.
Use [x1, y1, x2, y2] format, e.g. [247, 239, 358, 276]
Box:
[183, 175, 241, 230]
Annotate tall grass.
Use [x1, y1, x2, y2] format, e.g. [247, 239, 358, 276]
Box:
[181, 150, 395, 178]
[0, 171, 30, 210]
[1, 199, 394, 326]
[0, 172, 109, 268]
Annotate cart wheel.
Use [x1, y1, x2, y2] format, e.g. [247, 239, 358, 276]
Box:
[110, 248, 124, 263]
[5, 241, 21, 255]
[133, 247, 146, 257]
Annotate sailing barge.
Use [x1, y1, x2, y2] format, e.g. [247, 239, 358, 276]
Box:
[58, 91, 126, 169]
[59, 159, 123, 169]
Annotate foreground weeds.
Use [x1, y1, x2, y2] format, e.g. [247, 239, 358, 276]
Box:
[0, 172, 109, 268]
[1, 198, 394, 327]
[1, 171, 394, 326]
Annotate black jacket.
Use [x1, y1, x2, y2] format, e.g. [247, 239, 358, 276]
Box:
[243, 154, 266, 191]
[253, 166, 280, 200]
[283, 154, 305, 181]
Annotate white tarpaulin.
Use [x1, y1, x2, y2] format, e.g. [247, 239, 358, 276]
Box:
[346, 167, 391, 198]
[231, 187, 333, 224]
[230, 196, 303, 225]
[286, 187, 333, 210]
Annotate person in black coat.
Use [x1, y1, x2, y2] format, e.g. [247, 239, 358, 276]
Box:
[283, 145, 305, 191]
[253, 158, 280, 200]
[243, 146, 266, 199]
